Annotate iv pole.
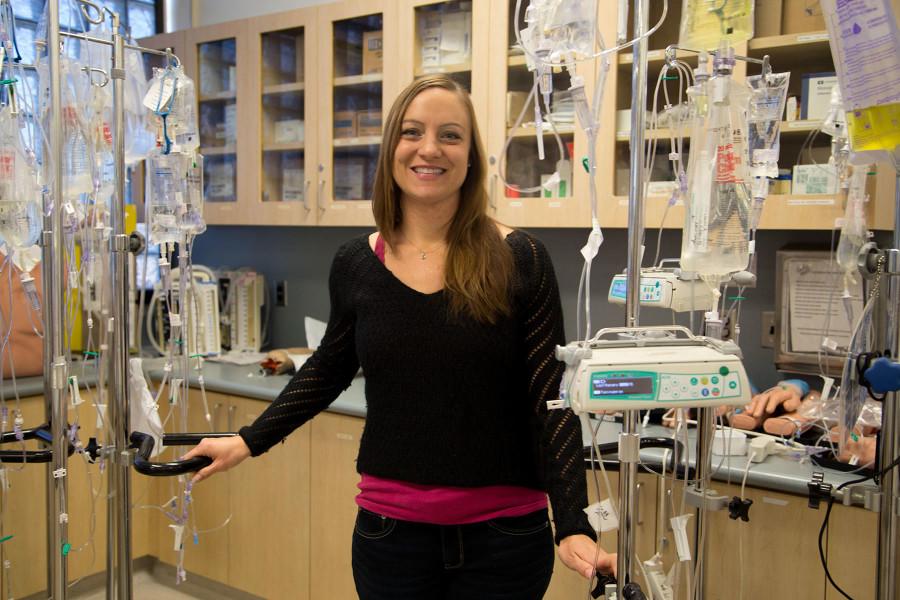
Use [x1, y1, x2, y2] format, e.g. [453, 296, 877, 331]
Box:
[618, 0, 648, 594]
[875, 165, 900, 599]
[38, 1, 174, 596]
[45, 0, 69, 597]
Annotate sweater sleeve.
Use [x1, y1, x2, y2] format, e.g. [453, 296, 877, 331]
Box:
[517, 234, 596, 544]
[238, 245, 360, 456]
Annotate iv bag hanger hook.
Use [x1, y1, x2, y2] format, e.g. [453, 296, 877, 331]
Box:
[665, 43, 772, 78]
[78, 0, 105, 26]
[81, 65, 110, 87]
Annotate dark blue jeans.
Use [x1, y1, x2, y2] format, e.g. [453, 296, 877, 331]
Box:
[351, 507, 555, 599]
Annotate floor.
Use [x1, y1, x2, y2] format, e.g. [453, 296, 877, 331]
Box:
[71, 571, 206, 600]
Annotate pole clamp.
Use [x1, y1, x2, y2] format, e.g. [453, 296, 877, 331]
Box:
[111, 234, 128, 252]
[838, 484, 881, 513]
[121, 448, 135, 467]
[684, 485, 730, 511]
[52, 468, 67, 479]
[51, 360, 68, 390]
[42, 230, 52, 247]
[618, 433, 641, 463]
[110, 67, 126, 80]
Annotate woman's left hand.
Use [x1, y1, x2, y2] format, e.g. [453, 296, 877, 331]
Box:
[558, 534, 617, 579]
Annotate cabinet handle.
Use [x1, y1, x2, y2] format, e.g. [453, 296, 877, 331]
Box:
[317, 179, 327, 215]
[303, 180, 311, 213]
[227, 405, 236, 431]
[213, 403, 223, 430]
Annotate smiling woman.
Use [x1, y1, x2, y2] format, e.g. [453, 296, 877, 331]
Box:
[185, 74, 616, 600]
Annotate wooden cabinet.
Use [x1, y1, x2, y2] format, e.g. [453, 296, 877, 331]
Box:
[315, 0, 400, 226]
[248, 10, 319, 225]
[308, 411, 365, 599]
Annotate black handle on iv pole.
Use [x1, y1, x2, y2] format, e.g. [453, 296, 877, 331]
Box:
[0, 423, 77, 463]
[129, 430, 236, 476]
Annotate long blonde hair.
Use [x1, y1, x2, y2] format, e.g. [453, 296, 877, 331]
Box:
[372, 75, 513, 324]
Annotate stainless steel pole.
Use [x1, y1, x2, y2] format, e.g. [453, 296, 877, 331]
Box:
[692, 406, 714, 600]
[875, 169, 900, 599]
[109, 15, 134, 600]
[617, 0, 648, 593]
[47, 1, 69, 598]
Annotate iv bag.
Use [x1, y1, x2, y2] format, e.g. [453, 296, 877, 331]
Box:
[147, 152, 205, 244]
[835, 166, 870, 291]
[746, 72, 790, 179]
[679, 0, 755, 51]
[129, 358, 164, 458]
[680, 48, 751, 284]
[124, 47, 156, 165]
[144, 66, 199, 153]
[0, 107, 41, 249]
[821, 0, 900, 157]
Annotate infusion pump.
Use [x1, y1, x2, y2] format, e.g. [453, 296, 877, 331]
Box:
[561, 327, 752, 413]
[607, 270, 715, 312]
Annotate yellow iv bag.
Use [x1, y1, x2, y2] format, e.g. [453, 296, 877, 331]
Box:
[678, 0, 755, 50]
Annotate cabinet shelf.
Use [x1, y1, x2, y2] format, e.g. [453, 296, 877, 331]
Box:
[507, 54, 527, 67]
[201, 145, 237, 156]
[508, 125, 576, 138]
[263, 141, 305, 152]
[614, 121, 825, 142]
[415, 62, 471, 76]
[199, 89, 237, 102]
[747, 31, 831, 61]
[332, 135, 381, 148]
[262, 82, 305, 95]
[333, 73, 383, 87]
[618, 48, 670, 66]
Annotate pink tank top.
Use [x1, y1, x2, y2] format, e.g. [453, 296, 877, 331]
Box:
[355, 234, 548, 524]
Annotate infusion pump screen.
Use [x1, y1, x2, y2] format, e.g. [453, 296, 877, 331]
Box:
[592, 376, 654, 397]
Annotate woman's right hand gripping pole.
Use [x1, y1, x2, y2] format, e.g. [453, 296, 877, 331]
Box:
[182, 436, 252, 484]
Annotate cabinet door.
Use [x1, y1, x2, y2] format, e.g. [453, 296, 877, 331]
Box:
[309, 412, 366, 599]
[227, 396, 311, 600]
[316, 1, 400, 226]
[184, 21, 253, 225]
[397, 0, 490, 154]
[248, 9, 319, 226]
[826, 502, 879, 600]
[484, 1, 609, 228]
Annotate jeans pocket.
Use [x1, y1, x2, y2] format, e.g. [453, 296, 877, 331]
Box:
[354, 508, 397, 540]
[486, 509, 550, 536]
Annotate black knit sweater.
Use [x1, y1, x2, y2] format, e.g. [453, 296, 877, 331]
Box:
[239, 230, 594, 543]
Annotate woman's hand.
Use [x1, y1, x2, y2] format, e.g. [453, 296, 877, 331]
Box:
[182, 436, 252, 484]
[558, 534, 617, 579]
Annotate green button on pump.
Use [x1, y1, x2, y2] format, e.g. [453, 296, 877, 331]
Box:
[690, 377, 698, 385]
[729, 381, 737, 389]
[719, 366, 729, 376]
[711, 376, 719, 384]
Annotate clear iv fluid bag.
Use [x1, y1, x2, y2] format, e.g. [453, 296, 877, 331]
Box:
[148, 152, 206, 245]
[678, 0, 755, 50]
[0, 109, 41, 249]
[681, 58, 751, 281]
[63, 106, 93, 198]
[835, 166, 869, 285]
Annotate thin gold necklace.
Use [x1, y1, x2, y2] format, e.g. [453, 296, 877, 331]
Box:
[400, 233, 445, 260]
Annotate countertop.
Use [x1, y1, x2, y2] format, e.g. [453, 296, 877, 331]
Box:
[147, 359, 874, 499]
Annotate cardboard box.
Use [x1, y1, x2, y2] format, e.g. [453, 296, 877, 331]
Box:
[781, 0, 825, 34]
[363, 30, 383, 75]
[506, 91, 530, 128]
[792, 164, 838, 195]
[755, 0, 783, 37]
[801, 73, 837, 120]
[357, 110, 382, 136]
[333, 158, 366, 200]
[274, 119, 304, 144]
[334, 111, 357, 138]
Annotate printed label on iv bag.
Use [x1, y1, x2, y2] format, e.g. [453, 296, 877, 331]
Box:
[143, 76, 176, 112]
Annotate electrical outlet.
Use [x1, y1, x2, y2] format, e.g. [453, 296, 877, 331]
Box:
[761, 311, 775, 348]
[275, 280, 288, 307]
